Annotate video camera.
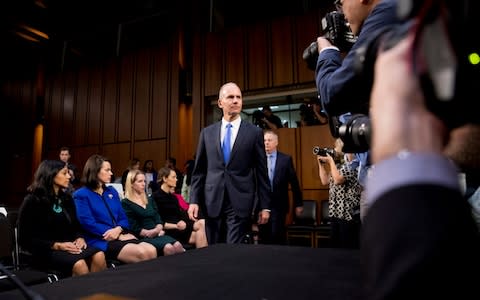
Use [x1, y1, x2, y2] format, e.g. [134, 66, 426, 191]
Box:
[317, 0, 479, 153]
[313, 146, 336, 157]
[303, 11, 357, 71]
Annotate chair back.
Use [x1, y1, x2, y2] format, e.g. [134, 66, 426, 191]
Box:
[320, 199, 331, 224]
[294, 200, 317, 226]
[0, 212, 13, 260]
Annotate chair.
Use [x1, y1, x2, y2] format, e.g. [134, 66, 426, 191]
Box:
[315, 199, 332, 248]
[0, 212, 53, 292]
[286, 199, 318, 248]
[9, 210, 63, 282]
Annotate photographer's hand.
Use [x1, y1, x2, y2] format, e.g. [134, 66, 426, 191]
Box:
[369, 34, 448, 164]
[316, 37, 334, 52]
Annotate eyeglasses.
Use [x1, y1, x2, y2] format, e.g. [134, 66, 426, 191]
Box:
[334, 0, 343, 12]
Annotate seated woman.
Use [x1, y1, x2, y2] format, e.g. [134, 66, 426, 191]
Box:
[152, 167, 208, 248]
[122, 169, 184, 256]
[74, 154, 157, 264]
[18, 160, 107, 277]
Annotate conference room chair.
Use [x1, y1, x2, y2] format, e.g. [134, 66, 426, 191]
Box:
[285, 199, 318, 248]
[0, 211, 54, 292]
[315, 199, 332, 248]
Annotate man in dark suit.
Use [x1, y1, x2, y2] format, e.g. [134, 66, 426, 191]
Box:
[188, 82, 271, 244]
[259, 130, 303, 245]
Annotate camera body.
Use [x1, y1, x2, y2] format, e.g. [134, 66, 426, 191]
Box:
[313, 146, 336, 157]
[252, 110, 266, 128]
[303, 11, 357, 71]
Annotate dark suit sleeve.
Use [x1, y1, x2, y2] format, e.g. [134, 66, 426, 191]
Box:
[361, 184, 480, 299]
[286, 155, 302, 208]
[190, 128, 207, 206]
[18, 195, 55, 254]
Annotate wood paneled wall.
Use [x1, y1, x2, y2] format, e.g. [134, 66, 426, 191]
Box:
[41, 42, 178, 183]
[2, 7, 333, 211]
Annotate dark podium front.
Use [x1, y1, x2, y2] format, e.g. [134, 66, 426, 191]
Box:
[0, 244, 362, 300]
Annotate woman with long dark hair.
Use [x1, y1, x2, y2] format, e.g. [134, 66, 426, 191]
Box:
[18, 160, 107, 277]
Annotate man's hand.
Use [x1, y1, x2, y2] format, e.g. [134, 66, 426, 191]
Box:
[369, 34, 447, 164]
[316, 37, 333, 52]
[257, 209, 270, 225]
[188, 204, 199, 221]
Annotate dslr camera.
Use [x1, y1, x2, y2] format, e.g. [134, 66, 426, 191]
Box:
[313, 146, 336, 157]
[303, 11, 357, 71]
[252, 110, 266, 128]
[321, 0, 479, 153]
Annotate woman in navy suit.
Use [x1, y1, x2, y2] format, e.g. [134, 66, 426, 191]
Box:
[74, 154, 157, 264]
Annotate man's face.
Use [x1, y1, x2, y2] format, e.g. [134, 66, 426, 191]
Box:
[218, 83, 242, 120]
[59, 150, 70, 163]
[264, 132, 278, 154]
[340, 0, 374, 36]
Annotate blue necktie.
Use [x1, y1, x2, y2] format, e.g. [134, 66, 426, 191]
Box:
[223, 123, 232, 163]
[268, 154, 274, 190]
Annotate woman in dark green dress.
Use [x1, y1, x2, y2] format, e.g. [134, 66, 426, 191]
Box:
[122, 169, 185, 256]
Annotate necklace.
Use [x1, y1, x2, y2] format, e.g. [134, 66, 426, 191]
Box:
[53, 198, 63, 213]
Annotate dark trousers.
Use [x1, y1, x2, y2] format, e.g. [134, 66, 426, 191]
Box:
[330, 217, 360, 249]
[258, 209, 287, 245]
[205, 194, 250, 244]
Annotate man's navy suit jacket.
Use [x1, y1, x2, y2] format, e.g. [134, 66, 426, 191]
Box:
[190, 120, 271, 219]
[270, 151, 303, 214]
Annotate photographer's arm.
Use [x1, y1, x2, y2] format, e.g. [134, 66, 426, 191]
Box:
[316, 155, 330, 186]
[261, 117, 278, 130]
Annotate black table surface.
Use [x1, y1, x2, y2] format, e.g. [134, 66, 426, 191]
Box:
[0, 244, 362, 300]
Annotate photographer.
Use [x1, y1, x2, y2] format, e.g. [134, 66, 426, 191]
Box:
[313, 0, 401, 221]
[362, 28, 480, 299]
[260, 106, 283, 130]
[315, 0, 399, 116]
[316, 138, 361, 249]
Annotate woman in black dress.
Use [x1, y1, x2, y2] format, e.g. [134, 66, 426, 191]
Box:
[152, 167, 208, 248]
[18, 160, 107, 277]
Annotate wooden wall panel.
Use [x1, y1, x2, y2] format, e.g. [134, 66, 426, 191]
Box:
[133, 140, 167, 167]
[246, 23, 269, 90]
[295, 10, 322, 83]
[74, 67, 89, 146]
[204, 33, 223, 96]
[87, 66, 103, 145]
[61, 71, 76, 146]
[178, 103, 194, 163]
[102, 143, 130, 179]
[277, 128, 297, 168]
[118, 54, 135, 142]
[103, 60, 118, 144]
[300, 125, 335, 190]
[271, 16, 294, 86]
[151, 46, 169, 139]
[134, 49, 151, 141]
[46, 76, 63, 148]
[70, 145, 101, 176]
[225, 27, 245, 88]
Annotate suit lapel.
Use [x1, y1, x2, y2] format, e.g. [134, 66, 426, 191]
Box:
[228, 120, 246, 163]
[213, 122, 223, 161]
